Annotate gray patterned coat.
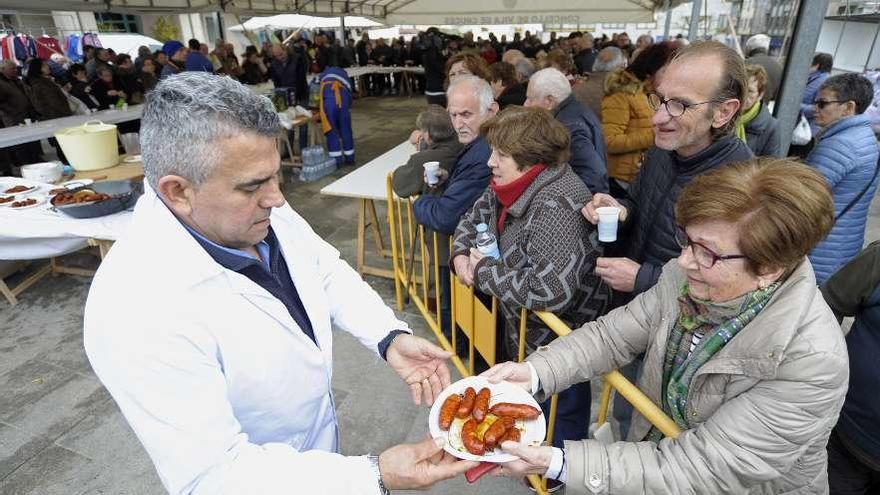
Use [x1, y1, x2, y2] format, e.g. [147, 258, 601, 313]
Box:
[452, 164, 611, 359]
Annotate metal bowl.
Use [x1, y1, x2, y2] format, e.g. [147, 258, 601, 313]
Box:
[51, 180, 142, 219]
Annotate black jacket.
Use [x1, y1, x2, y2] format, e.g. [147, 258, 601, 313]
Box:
[573, 48, 597, 75]
[70, 79, 99, 109]
[270, 50, 308, 101]
[421, 45, 446, 94]
[371, 44, 393, 66]
[496, 82, 527, 109]
[821, 241, 880, 465]
[553, 94, 608, 194]
[620, 135, 754, 293]
[89, 78, 121, 110]
[745, 103, 781, 157]
[356, 40, 370, 66]
[270, 53, 300, 88]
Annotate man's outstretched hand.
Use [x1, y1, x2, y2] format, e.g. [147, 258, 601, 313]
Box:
[387, 334, 453, 406]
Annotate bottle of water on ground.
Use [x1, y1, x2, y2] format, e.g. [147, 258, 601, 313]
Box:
[475, 223, 501, 259]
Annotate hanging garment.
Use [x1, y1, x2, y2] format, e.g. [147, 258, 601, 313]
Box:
[25, 35, 37, 59]
[36, 35, 63, 59]
[66, 34, 82, 61]
[0, 34, 9, 62]
[82, 32, 102, 48]
[12, 35, 27, 62]
[318, 67, 354, 165]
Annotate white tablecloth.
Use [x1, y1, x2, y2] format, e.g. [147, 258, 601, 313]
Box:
[0, 178, 132, 260]
[0, 105, 144, 148]
[320, 140, 416, 201]
[345, 66, 425, 78]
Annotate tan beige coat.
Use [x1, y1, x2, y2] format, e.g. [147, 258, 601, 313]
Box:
[528, 259, 848, 494]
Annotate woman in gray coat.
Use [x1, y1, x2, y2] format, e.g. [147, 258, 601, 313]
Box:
[451, 106, 611, 451]
[483, 158, 848, 495]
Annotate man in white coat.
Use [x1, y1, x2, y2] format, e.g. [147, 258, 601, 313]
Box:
[83, 72, 478, 494]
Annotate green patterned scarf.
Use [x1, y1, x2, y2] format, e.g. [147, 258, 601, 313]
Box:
[659, 281, 779, 432]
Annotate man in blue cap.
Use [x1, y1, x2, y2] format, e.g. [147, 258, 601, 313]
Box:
[160, 40, 187, 79]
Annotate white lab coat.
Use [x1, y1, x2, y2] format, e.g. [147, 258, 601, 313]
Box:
[84, 184, 409, 495]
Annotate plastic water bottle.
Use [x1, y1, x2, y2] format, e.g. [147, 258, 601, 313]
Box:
[475, 223, 501, 259]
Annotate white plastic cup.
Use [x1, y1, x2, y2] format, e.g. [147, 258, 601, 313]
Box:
[596, 206, 621, 242]
[423, 161, 440, 186]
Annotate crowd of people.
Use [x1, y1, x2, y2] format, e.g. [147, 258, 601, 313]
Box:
[7, 23, 870, 495]
[390, 32, 880, 494]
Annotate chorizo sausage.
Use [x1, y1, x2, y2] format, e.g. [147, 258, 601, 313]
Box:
[438, 394, 462, 430]
[472, 387, 491, 422]
[456, 387, 477, 419]
[461, 418, 485, 455]
[483, 416, 515, 450]
[488, 402, 541, 420]
[496, 427, 521, 445]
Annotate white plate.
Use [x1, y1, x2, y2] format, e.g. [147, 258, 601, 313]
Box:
[1, 184, 38, 196]
[8, 195, 46, 210]
[428, 376, 546, 463]
[123, 155, 141, 163]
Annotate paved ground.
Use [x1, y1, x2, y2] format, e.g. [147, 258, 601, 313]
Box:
[2, 95, 879, 495]
[0, 96, 528, 495]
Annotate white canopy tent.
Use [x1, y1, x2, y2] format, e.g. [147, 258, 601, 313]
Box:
[229, 14, 382, 32]
[3, 0, 661, 24]
[383, 0, 655, 26]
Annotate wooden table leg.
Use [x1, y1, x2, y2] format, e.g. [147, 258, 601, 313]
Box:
[366, 199, 388, 258]
[0, 279, 17, 306]
[7, 263, 53, 301]
[357, 198, 367, 275]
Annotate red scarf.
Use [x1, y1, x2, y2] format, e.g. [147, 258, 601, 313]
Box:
[489, 164, 546, 234]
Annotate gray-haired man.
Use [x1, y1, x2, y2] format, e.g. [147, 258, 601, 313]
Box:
[526, 67, 609, 194]
[83, 72, 476, 494]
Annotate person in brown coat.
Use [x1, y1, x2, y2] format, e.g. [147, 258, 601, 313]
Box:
[26, 59, 73, 120]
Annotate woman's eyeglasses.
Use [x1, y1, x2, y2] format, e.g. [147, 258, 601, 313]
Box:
[675, 226, 747, 269]
[648, 93, 716, 118]
[813, 99, 847, 109]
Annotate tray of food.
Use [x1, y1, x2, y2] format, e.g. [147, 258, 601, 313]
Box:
[2, 183, 39, 196]
[428, 376, 546, 463]
[50, 180, 142, 218]
[7, 196, 46, 209]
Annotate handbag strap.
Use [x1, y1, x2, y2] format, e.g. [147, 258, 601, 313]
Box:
[836, 155, 880, 221]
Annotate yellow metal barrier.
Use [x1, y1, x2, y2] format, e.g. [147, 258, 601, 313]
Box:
[385, 173, 681, 493]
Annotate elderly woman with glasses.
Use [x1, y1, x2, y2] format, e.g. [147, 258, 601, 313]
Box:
[482, 158, 849, 495]
[451, 106, 610, 453]
[806, 72, 880, 284]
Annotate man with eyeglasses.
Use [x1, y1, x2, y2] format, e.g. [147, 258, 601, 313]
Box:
[581, 41, 754, 438]
[583, 40, 753, 298]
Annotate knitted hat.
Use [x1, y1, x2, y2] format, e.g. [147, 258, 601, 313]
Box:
[162, 40, 185, 58]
